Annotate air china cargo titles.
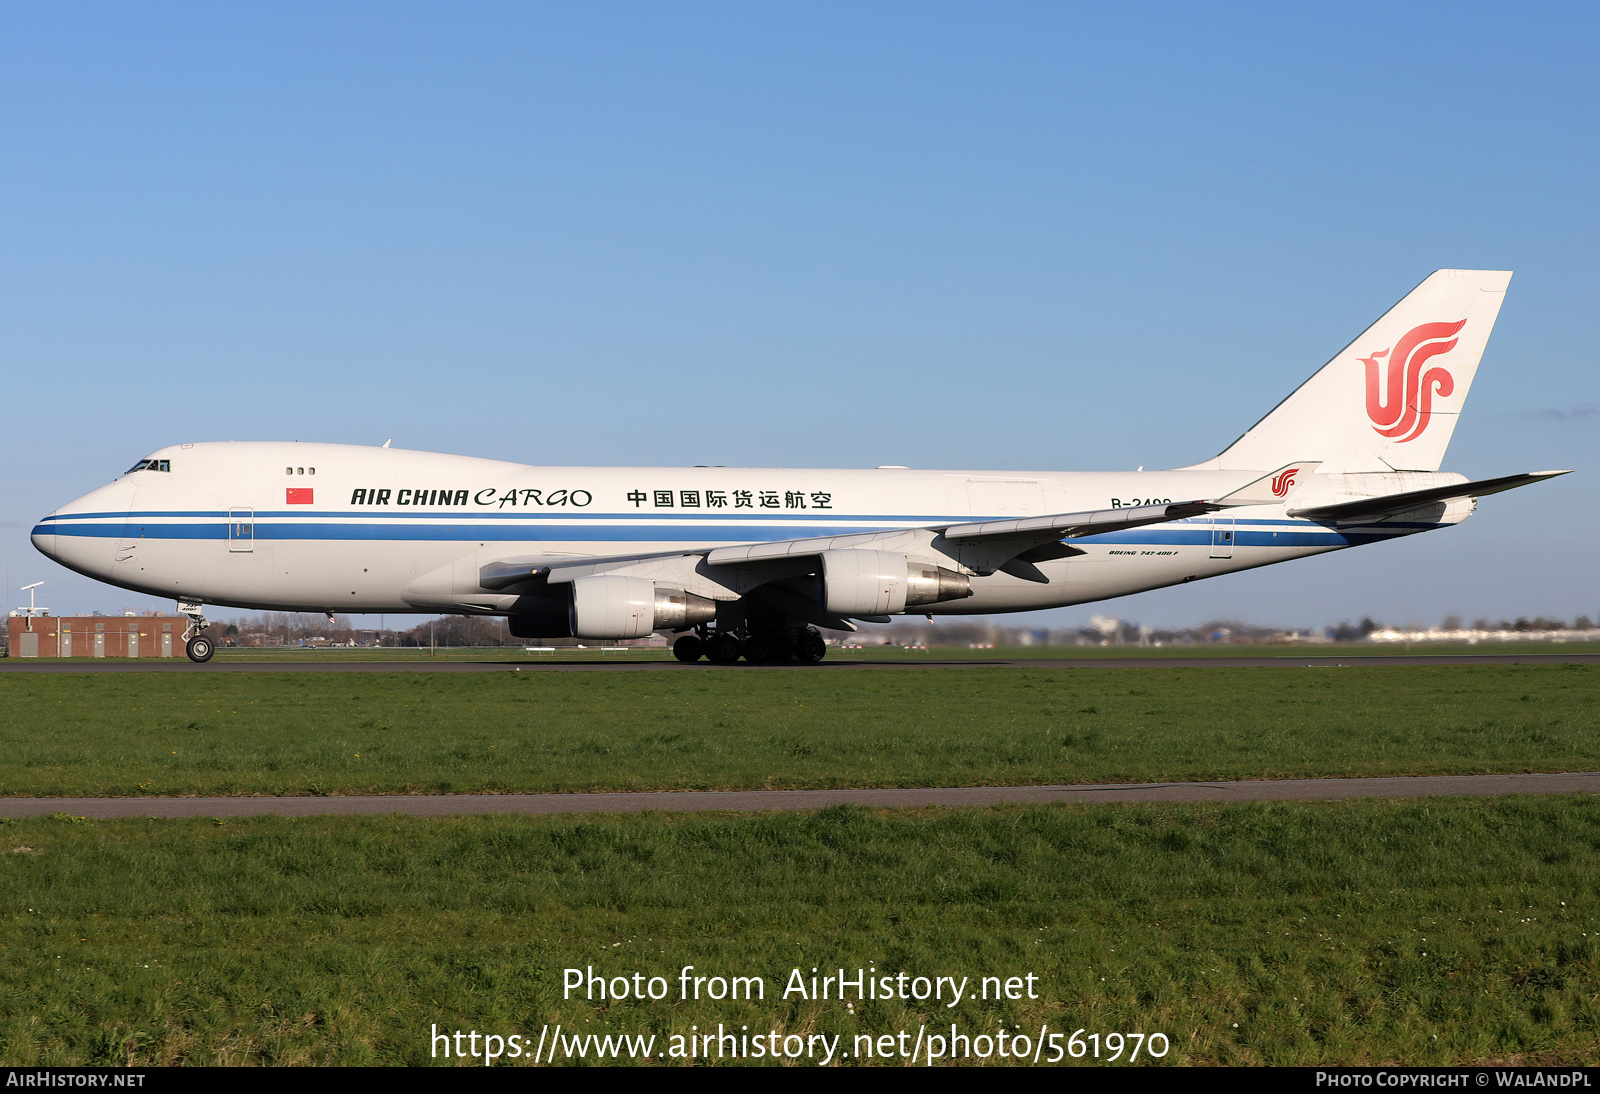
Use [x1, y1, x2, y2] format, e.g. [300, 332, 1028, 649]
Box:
[347, 488, 594, 507]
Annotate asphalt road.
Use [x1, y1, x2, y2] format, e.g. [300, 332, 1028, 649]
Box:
[3, 772, 1596, 818]
[1, 653, 1597, 673]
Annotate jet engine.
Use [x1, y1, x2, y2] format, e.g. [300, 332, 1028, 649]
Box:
[507, 577, 716, 639]
[570, 575, 717, 639]
[819, 549, 972, 616]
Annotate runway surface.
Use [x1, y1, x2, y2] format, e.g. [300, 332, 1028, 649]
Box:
[2, 653, 1597, 673]
[3, 772, 1596, 818]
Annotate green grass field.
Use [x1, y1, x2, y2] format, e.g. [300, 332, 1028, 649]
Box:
[1, 798, 1596, 1066]
[2, 663, 1597, 1067]
[0, 665, 1594, 797]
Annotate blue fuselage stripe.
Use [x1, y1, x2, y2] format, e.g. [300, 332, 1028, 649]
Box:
[33, 516, 1426, 549]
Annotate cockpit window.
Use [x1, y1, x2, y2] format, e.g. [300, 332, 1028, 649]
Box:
[126, 459, 171, 473]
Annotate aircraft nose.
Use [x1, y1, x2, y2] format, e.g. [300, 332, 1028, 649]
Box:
[29, 515, 59, 563]
[31, 479, 140, 574]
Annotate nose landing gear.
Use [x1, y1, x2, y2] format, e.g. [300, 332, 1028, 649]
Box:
[177, 599, 215, 664]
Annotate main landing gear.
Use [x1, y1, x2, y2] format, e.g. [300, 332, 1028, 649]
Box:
[794, 631, 827, 663]
[704, 632, 744, 664]
[673, 626, 827, 665]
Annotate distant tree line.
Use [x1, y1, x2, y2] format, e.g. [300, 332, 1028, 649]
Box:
[217, 612, 517, 647]
[205, 609, 1600, 651]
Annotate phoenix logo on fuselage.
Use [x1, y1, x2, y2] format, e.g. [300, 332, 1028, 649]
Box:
[1360, 320, 1466, 443]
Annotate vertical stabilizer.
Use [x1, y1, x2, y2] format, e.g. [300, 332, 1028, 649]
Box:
[1184, 270, 1511, 473]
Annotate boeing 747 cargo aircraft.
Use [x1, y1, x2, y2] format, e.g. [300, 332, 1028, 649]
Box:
[33, 270, 1567, 663]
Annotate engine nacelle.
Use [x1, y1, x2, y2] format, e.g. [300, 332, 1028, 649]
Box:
[819, 550, 971, 616]
[507, 594, 574, 638]
[569, 575, 716, 639]
[652, 587, 719, 631]
[905, 562, 973, 607]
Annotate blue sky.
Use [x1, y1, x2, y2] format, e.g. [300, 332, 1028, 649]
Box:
[5, 2, 1596, 629]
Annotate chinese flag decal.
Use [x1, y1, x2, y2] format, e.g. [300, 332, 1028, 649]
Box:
[286, 488, 314, 504]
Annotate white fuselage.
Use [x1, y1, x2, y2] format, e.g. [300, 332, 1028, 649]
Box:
[31, 442, 1468, 618]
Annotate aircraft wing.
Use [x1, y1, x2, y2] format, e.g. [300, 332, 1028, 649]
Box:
[472, 501, 1223, 594]
[473, 463, 1322, 590]
[702, 499, 1213, 565]
[1287, 470, 1571, 522]
[705, 462, 1318, 567]
[690, 501, 1203, 584]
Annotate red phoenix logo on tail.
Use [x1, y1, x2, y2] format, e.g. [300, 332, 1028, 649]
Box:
[1269, 467, 1301, 498]
[1360, 320, 1466, 443]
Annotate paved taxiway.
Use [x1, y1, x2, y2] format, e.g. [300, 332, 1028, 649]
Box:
[2, 772, 1596, 818]
[1, 653, 1597, 673]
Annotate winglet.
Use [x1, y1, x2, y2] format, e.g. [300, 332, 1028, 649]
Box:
[1213, 462, 1322, 507]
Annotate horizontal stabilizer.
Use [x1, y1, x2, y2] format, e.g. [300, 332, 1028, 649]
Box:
[1288, 470, 1571, 522]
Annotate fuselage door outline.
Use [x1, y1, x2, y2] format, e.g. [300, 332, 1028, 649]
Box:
[228, 507, 255, 553]
[1209, 517, 1235, 559]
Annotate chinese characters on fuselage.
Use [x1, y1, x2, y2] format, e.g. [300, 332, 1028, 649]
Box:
[627, 490, 832, 510]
